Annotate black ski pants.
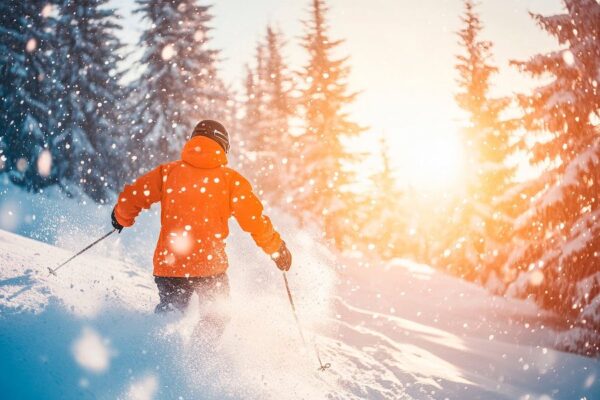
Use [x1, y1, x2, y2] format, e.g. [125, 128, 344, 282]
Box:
[154, 273, 230, 314]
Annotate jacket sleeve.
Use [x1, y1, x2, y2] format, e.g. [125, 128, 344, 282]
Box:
[114, 165, 164, 227]
[229, 171, 283, 255]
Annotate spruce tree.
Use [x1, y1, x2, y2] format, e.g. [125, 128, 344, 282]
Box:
[237, 44, 266, 187]
[362, 136, 408, 258]
[241, 26, 295, 202]
[0, 1, 61, 190]
[296, 0, 364, 243]
[242, 61, 262, 141]
[263, 26, 294, 140]
[446, 0, 515, 282]
[52, 0, 124, 202]
[130, 0, 227, 173]
[507, 0, 600, 356]
[240, 42, 268, 163]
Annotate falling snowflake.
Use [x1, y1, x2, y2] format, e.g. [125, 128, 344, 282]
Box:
[161, 44, 176, 61]
[25, 38, 37, 52]
[37, 150, 52, 177]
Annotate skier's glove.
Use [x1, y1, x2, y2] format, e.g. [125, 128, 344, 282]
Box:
[111, 207, 124, 233]
[272, 242, 292, 271]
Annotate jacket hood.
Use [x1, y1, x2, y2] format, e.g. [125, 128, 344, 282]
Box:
[181, 135, 228, 169]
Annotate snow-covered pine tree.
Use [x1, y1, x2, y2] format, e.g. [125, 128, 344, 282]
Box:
[264, 26, 294, 134]
[506, 0, 600, 356]
[238, 42, 268, 176]
[52, 0, 124, 202]
[0, 1, 61, 190]
[445, 0, 515, 283]
[260, 26, 296, 201]
[242, 62, 261, 137]
[296, 0, 365, 244]
[130, 0, 227, 173]
[360, 135, 409, 258]
[241, 26, 295, 203]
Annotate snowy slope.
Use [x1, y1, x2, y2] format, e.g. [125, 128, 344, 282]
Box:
[0, 183, 598, 399]
[1, 228, 598, 400]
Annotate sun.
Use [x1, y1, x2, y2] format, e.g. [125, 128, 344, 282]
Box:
[392, 129, 464, 192]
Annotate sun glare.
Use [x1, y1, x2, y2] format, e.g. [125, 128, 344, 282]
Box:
[393, 129, 464, 192]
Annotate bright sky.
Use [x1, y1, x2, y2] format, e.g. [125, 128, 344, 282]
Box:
[114, 0, 564, 190]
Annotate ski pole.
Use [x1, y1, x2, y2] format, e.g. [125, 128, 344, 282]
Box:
[282, 272, 331, 372]
[47, 229, 117, 276]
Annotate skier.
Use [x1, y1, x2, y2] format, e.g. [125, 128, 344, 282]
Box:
[111, 120, 292, 314]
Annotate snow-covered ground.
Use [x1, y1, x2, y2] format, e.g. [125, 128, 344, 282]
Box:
[0, 184, 598, 399]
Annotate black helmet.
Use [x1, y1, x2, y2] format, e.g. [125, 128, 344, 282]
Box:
[191, 120, 230, 153]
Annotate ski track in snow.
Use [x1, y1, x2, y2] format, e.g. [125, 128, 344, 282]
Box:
[0, 229, 598, 400]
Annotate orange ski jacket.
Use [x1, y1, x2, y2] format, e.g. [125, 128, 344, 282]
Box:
[113, 135, 283, 277]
